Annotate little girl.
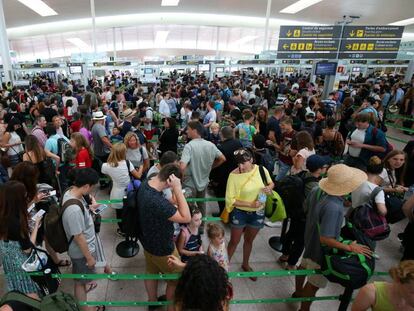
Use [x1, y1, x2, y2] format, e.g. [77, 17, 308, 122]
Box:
[176, 208, 203, 263]
[207, 223, 229, 271]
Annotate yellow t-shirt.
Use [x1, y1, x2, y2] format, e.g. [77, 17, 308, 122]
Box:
[225, 165, 272, 212]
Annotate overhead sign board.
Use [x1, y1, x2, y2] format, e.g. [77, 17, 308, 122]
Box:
[342, 26, 404, 39]
[338, 52, 398, 59]
[165, 60, 204, 65]
[237, 60, 275, 65]
[20, 63, 60, 69]
[340, 39, 401, 52]
[279, 26, 342, 39]
[205, 60, 225, 64]
[276, 52, 337, 59]
[281, 60, 300, 64]
[144, 61, 165, 65]
[278, 39, 339, 52]
[93, 62, 132, 67]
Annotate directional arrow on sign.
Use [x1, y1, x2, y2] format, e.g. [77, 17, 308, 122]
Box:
[283, 44, 289, 49]
[346, 44, 352, 50]
[287, 30, 292, 37]
[350, 30, 355, 37]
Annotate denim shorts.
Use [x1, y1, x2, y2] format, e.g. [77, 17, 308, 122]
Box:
[230, 208, 265, 229]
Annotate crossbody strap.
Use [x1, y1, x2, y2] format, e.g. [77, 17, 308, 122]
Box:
[62, 198, 85, 247]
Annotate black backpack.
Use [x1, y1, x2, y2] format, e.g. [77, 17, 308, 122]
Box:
[57, 138, 74, 163]
[254, 149, 274, 177]
[121, 161, 143, 239]
[275, 172, 318, 219]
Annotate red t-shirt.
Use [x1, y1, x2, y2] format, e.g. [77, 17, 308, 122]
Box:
[75, 148, 92, 168]
[70, 120, 82, 133]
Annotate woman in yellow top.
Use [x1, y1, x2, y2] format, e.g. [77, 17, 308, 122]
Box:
[226, 148, 274, 281]
[352, 260, 414, 311]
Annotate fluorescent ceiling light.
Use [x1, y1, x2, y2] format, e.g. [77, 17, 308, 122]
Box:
[161, 0, 179, 6]
[232, 35, 259, 45]
[280, 0, 323, 14]
[154, 31, 169, 46]
[17, 0, 58, 17]
[389, 17, 414, 26]
[66, 38, 90, 50]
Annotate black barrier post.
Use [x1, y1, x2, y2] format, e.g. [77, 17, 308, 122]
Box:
[268, 218, 289, 252]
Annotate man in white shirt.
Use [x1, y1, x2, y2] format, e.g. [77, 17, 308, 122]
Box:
[158, 92, 171, 118]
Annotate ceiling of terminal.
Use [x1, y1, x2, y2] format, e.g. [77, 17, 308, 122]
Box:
[2, 0, 414, 61]
[4, 0, 414, 29]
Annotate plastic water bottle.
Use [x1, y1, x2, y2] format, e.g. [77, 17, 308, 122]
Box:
[258, 192, 267, 207]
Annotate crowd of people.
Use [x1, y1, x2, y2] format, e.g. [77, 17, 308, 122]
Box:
[0, 70, 414, 311]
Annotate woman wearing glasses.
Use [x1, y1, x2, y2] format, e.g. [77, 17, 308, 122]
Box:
[225, 148, 274, 281]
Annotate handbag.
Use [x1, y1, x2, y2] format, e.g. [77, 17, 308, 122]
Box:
[22, 247, 61, 296]
[385, 193, 405, 224]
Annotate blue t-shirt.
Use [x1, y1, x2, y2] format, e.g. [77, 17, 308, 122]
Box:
[45, 134, 60, 155]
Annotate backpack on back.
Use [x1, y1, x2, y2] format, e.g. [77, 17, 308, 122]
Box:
[275, 172, 318, 219]
[255, 149, 275, 176]
[0, 291, 80, 311]
[371, 127, 393, 158]
[122, 161, 143, 239]
[57, 138, 74, 163]
[349, 187, 391, 241]
[44, 197, 85, 253]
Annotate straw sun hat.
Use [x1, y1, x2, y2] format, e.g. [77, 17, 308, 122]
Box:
[319, 164, 367, 196]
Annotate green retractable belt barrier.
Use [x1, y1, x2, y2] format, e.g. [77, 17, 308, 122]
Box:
[385, 122, 414, 134]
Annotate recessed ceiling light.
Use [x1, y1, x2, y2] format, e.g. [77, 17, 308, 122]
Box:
[66, 38, 90, 50]
[161, 0, 179, 6]
[154, 31, 169, 46]
[17, 0, 58, 17]
[389, 17, 414, 26]
[280, 0, 323, 14]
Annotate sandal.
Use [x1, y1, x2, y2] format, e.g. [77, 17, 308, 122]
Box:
[55, 259, 71, 267]
[86, 282, 98, 293]
[95, 306, 105, 311]
[277, 255, 289, 264]
[241, 265, 257, 282]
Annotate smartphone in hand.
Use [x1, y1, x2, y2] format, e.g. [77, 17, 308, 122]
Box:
[93, 204, 108, 215]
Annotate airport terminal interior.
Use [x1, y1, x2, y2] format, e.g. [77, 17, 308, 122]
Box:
[1, 0, 414, 310]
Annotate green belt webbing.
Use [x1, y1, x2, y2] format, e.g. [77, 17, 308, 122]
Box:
[386, 114, 414, 122]
[386, 135, 409, 144]
[385, 122, 414, 134]
[13, 270, 388, 280]
[78, 295, 342, 307]
[100, 216, 221, 223]
[96, 197, 225, 204]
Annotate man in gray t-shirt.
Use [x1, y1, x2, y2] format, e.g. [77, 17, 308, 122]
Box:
[61, 168, 100, 309]
[180, 121, 225, 227]
[293, 164, 371, 311]
[91, 112, 111, 160]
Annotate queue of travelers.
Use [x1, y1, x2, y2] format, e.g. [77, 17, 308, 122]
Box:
[0, 71, 414, 311]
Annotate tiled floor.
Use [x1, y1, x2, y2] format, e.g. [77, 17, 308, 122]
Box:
[0, 126, 411, 310]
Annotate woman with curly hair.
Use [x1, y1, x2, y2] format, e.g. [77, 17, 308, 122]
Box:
[169, 254, 232, 311]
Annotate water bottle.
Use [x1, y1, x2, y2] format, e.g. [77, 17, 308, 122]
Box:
[258, 192, 267, 207]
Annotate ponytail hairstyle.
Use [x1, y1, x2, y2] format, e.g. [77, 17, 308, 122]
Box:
[389, 260, 414, 284]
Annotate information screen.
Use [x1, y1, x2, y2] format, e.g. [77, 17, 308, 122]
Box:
[69, 66, 82, 74]
[144, 68, 154, 74]
[315, 62, 337, 75]
[216, 67, 224, 73]
[198, 64, 210, 72]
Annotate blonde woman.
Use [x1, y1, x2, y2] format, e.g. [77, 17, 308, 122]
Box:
[101, 143, 140, 236]
[352, 260, 414, 311]
[124, 132, 150, 178]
